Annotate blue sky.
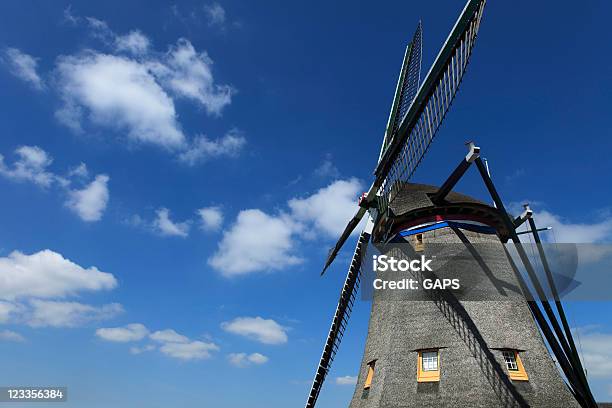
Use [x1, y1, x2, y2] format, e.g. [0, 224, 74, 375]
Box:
[0, 0, 611, 406]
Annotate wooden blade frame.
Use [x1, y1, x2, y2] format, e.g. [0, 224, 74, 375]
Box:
[305, 231, 370, 408]
[378, 21, 423, 162]
[321, 0, 486, 274]
[375, 0, 486, 215]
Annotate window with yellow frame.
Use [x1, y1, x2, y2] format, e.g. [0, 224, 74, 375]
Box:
[364, 360, 376, 389]
[417, 349, 440, 382]
[414, 233, 424, 252]
[502, 350, 529, 381]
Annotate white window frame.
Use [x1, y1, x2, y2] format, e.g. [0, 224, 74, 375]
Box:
[502, 350, 518, 371]
[421, 351, 439, 372]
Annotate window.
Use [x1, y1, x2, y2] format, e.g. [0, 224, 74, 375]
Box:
[364, 360, 376, 389]
[414, 233, 424, 252]
[422, 351, 438, 371]
[502, 350, 529, 381]
[417, 349, 440, 382]
[502, 351, 518, 370]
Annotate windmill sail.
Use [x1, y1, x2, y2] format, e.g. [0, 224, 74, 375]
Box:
[322, 0, 486, 274]
[321, 206, 367, 275]
[376, 0, 486, 214]
[379, 22, 423, 162]
[305, 231, 370, 408]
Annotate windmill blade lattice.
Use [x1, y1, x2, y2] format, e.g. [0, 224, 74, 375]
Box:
[321, 0, 486, 274]
[376, 0, 486, 214]
[392, 22, 423, 136]
[305, 231, 370, 408]
[321, 206, 367, 275]
[380, 22, 423, 158]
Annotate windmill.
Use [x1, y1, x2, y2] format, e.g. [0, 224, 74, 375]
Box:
[304, 0, 598, 407]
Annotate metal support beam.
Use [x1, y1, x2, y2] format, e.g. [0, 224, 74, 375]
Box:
[474, 157, 597, 408]
[306, 231, 370, 408]
[513, 203, 533, 228]
[528, 217, 594, 402]
[431, 141, 480, 204]
[516, 226, 551, 236]
[502, 246, 590, 408]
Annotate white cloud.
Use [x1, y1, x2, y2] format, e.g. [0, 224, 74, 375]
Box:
[159, 340, 219, 360]
[314, 155, 340, 179]
[209, 178, 362, 276]
[0, 329, 25, 342]
[26, 300, 123, 328]
[96, 323, 149, 342]
[221, 316, 288, 345]
[0, 301, 19, 323]
[511, 202, 612, 244]
[66, 174, 110, 222]
[197, 206, 223, 231]
[56, 52, 185, 148]
[209, 209, 302, 276]
[0, 249, 123, 327]
[68, 162, 89, 179]
[288, 178, 363, 238]
[0, 146, 56, 187]
[0, 146, 110, 222]
[63, 5, 79, 25]
[530, 210, 612, 243]
[55, 17, 239, 161]
[153, 208, 190, 237]
[152, 38, 233, 114]
[172, 3, 236, 31]
[0, 249, 117, 301]
[204, 3, 226, 27]
[0, 247, 120, 330]
[335, 375, 357, 385]
[247, 352, 268, 364]
[3, 48, 44, 89]
[97, 325, 220, 361]
[115, 31, 150, 55]
[178, 130, 246, 165]
[86, 17, 113, 41]
[54, 100, 83, 133]
[150, 328, 219, 360]
[228, 352, 268, 367]
[227, 352, 248, 367]
[129, 208, 196, 238]
[573, 327, 612, 379]
[84, 17, 149, 56]
[150, 329, 190, 343]
[130, 344, 156, 354]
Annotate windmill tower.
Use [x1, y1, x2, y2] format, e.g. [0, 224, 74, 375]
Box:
[304, 1, 598, 407]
